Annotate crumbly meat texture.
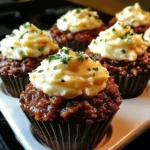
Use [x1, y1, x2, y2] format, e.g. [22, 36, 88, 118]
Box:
[20, 77, 121, 123]
[0, 54, 51, 76]
[86, 49, 150, 76]
[108, 17, 150, 34]
[50, 24, 107, 44]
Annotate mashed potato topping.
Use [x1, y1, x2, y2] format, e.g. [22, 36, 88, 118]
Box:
[56, 8, 103, 33]
[89, 21, 148, 61]
[29, 47, 109, 99]
[116, 3, 150, 27]
[0, 22, 58, 60]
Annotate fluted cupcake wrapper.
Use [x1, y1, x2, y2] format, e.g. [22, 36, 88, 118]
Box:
[0, 75, 29, 98]
[114, 74, 150, 99]
[26, 114, 114, 150]
[51, 36, 89, 52]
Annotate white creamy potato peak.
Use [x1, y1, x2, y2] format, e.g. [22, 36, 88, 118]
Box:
[29, 47, 109, 99]
[56, 8, 103, 33]
[89, 21, 148, 61]
[0, 22, 58, 60]
[116, 3, 150, 27]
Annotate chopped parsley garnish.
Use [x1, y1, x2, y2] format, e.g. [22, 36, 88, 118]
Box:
[93, 67, 98, 71]
[19, 31, 28, 40]
[63, 49, 69, 55]
[47, 55, 57, 62]
[23, 23, 31, 28]
[32, 69, 37, 72]
[61, 79, 65, 82]
[94, 16, 99, 19]
[87, 7, 92, 11]
[31, 30, 38, 33]
[40, 30, 43, 35]
[85, 57, 89, 60]
[112, 28, 116, 32]
[53, 65, 57, 70]
[11, 46, 14, 49]
[61, 57, 69, 64]
[38, 46, 45, 52]
[87, 68, 91, 71]
[19, 50, 24, 54]
[93, 40, 97, 45]
[63, 18, 67, 21]
[38, 70, 44, 73]
[126, 36, 131, 42]
[121, 49, 126, 53]
[10, 33, 15, 37]
[75, 8, 81, 13]
[125, 31, 130, 37]
[77, 55, 84, 61]
[128, 7, 133, 11]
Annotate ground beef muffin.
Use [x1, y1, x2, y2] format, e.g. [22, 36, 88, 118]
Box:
[50, 8, 106, 51]
[0, 22, 58, 97]
[87, 21, 150, 99]
[20, 47, 121, 150]
[109, 3, 150, 34]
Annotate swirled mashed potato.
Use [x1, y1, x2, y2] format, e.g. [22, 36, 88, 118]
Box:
[89, 21, 148, 61]
[29, 47, 109, 99]
[56, 8, 103, 33]
[0, 22, 58, 60]
[116, 3, 150, 27]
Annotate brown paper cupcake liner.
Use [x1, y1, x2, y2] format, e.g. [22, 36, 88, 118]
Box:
[26, 114, 114, 150]
[114, 74, 150, 99]
[0, 75, 29, 98]
[51, 36, 89, 52]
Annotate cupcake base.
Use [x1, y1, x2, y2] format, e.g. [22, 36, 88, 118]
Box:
[0, 75, 29, 98]
[26, 114, 115, 150]
[52, 37, 89, 52]
[114, 74, 150, 99]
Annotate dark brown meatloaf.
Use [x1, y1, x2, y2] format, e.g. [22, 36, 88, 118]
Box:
[50, 24, 107, 44]
[108, 17, 150, 34]
[86, 49, 150, 76]
[0, 54, 49, 76]
[20, 77, 121, 123]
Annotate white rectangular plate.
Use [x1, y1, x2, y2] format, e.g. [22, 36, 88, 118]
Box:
[0, 80, 150, 150]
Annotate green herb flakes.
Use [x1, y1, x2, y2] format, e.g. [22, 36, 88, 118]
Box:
[19, 50, 24, 54]
[53, 65, 57, 70]
[23, 23, 31, 28]
[63, 18, 67, 21]
[112, 28, 116, 32]
[38, 46, 45, 52]
[87, 7, 92, 11]
[38, 70, 44, 73]
[75, 8, 81, 14]
[121, 49, 126, 53]
[93, 67, 98, 71]
[11, 46, 14, 49]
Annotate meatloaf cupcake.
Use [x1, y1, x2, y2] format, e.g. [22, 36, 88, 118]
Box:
[20, 47, 121, 150]
[87, 21, 150, 99]
[109, 3, 150, 34]
[50, 8, 106, 51]
[0, 22, 58, 97]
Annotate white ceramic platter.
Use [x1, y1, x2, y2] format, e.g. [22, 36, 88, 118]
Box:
[0, 80, 150, 150]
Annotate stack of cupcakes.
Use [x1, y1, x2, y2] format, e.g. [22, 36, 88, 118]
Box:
[50, 8, 107, 51]
[0, 22, 58, 97]
[19, 47, 122, 150]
